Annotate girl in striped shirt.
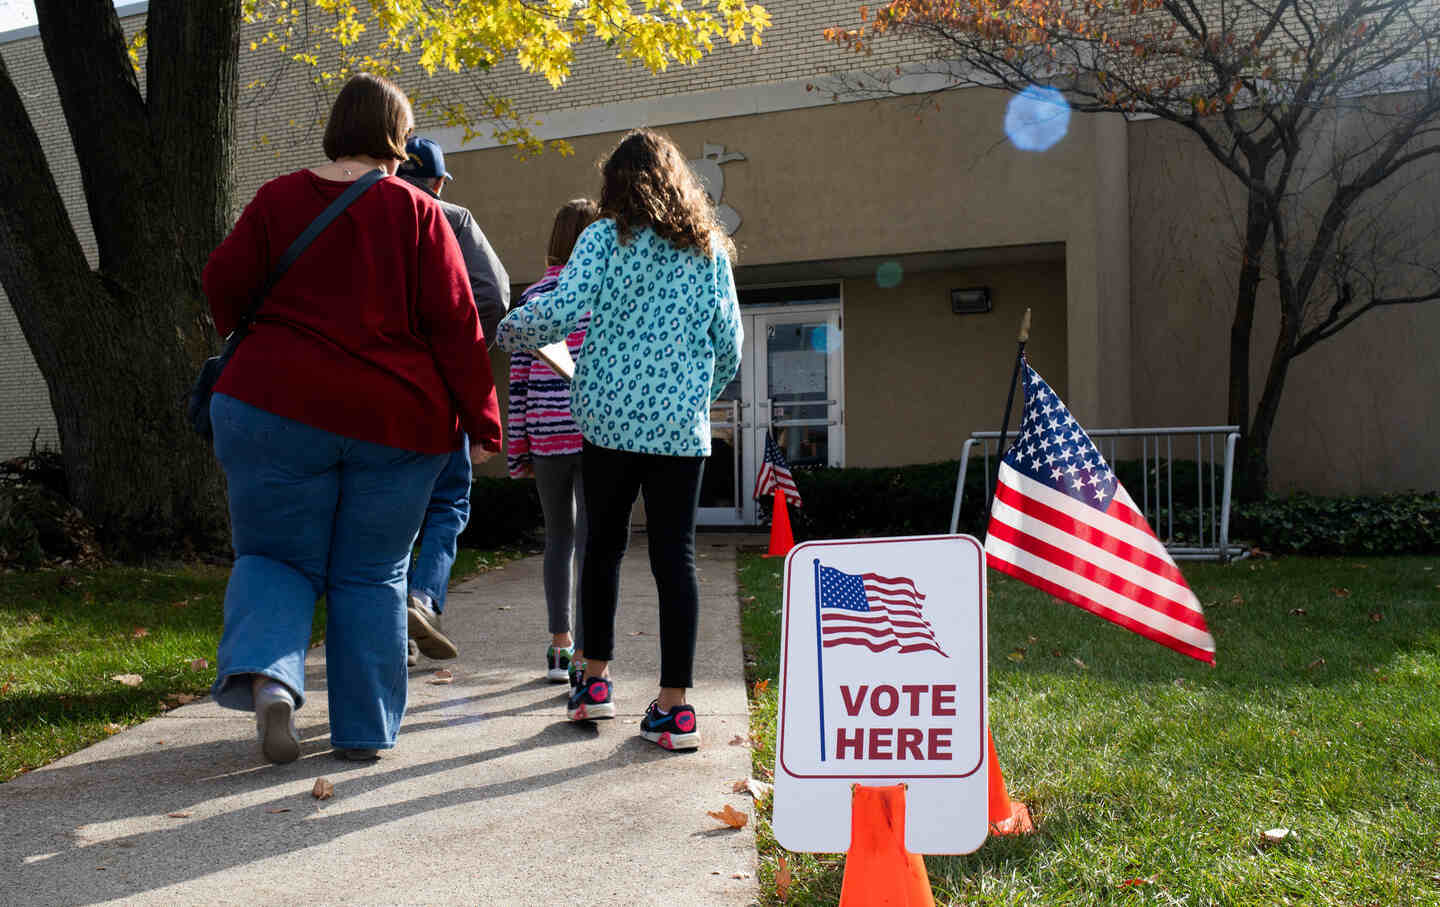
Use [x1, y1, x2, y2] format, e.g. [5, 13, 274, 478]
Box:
[506, 199, 599, 684]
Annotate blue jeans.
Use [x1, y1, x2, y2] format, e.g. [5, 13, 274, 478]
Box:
[408, 436, 472, 613]
[209, 394, 447, 750]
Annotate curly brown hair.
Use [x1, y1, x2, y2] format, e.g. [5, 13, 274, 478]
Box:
[599, 129, 735, 260]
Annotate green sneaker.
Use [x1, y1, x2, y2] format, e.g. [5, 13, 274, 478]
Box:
[546, 645, 574, 683]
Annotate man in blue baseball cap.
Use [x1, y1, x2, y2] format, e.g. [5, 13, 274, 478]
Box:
[400, 136, 455, 184]
[398, 135, 511, 666]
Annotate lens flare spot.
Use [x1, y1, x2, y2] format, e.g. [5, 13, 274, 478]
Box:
[1005, 85, 1071, 152]
[876, 261, 904, 289]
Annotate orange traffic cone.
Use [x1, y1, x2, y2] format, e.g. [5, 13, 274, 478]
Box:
[838, 785, 935, 907]
[987, 729, 1035, 836]
[765, 487, 795, 558]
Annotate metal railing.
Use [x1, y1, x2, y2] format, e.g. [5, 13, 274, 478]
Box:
[949, 425, 1247, 561]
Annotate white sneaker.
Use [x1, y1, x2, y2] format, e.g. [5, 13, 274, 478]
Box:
[546, 645, 574, 683]
[254, 680, 300, 764]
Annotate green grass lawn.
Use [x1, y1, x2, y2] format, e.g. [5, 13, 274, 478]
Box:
[0, 546, 524, 783]
[738, 553, 1440, 905]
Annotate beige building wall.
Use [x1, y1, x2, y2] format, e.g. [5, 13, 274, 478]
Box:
[1128, 116, 1440, 494]
[446, 89, 1125, 445]
[844, 264, 1068, 467]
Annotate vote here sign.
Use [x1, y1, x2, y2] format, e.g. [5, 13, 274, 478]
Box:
[772, 535, 988, 854]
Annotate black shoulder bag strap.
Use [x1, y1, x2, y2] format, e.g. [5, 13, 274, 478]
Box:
[228, 167, 386, 340]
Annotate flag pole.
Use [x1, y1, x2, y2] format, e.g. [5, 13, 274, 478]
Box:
[984, 308, 1032, 537]
[814, 558, 827, 762]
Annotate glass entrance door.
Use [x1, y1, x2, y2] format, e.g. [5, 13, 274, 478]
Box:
[698, 300, 844, 525]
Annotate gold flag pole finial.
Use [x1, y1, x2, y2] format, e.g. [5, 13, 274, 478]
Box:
[1018, 307, 1032, 344]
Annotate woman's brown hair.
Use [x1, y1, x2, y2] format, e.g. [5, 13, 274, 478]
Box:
[323, 73, 412, 163]
[599, 129, 734, 260]
[546, 198, 601, 267]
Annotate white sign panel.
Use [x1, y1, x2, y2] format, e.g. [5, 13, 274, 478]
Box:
[772, 535, 988, 854]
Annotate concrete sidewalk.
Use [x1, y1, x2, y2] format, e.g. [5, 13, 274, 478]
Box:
[2, 536, 760, 906]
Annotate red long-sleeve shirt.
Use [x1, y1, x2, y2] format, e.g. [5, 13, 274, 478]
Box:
[203, 170, 501, 455]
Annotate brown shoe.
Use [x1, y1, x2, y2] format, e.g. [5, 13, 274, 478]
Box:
[407, 595, 458, 660]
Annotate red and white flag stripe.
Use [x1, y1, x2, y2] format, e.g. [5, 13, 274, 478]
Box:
[985, 461, 1216, 664]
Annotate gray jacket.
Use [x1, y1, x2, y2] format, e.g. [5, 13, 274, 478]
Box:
[401, 175, 510, 343]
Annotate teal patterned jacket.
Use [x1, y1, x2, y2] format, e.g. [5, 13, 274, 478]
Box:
[494, 219, 743, 457]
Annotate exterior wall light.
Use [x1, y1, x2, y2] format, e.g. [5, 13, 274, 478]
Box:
[950, 286, 992, 315]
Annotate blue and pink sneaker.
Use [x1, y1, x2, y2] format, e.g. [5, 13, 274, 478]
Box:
[639, 700, 700, 751]
[567, 676, 615, 721]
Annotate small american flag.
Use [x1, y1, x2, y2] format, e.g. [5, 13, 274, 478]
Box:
[818, 564, 947, 656]
[754, 432, 802, 507]
[984, 358, 1215, 664]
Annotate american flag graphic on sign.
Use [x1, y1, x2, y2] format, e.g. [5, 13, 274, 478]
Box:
[984, 358, 1216, 664]
[754, 431, 802, 507]
[817, 565, 947, 657]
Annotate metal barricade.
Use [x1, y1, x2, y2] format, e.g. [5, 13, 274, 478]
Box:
[948, 425, 1247, 561]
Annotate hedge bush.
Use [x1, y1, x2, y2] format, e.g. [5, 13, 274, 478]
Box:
[410, 460, 1440, 557]
[775, 460, 1440, 556]
[456, 475, 544, 549]
[1233, 493, 1440, 555]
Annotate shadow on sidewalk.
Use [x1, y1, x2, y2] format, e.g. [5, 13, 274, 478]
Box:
[7, 704, 663, 905]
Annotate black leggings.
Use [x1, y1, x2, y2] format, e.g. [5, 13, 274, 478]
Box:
[580, 441, 705, 689]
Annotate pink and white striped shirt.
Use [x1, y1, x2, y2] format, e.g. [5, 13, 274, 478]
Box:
[506, 266, 588, 477]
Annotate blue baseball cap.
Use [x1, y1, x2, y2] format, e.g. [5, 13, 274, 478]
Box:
[398, 136, 454, 182]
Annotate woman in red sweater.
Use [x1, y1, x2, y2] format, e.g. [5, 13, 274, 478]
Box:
[201, 74, 502, 763]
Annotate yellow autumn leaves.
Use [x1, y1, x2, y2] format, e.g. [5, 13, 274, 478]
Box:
[244, 0, 772, 89]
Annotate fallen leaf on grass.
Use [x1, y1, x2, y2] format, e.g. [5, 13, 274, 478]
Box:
[188, 658, 208, 671]
[312, 778, 334, 800]
[776, 854, 792, 900]
[170, 600, 189, 609]
[1007, 648, 1026, 663]
[729, 735, 746, 746]
[429, 670, 454, 685]
[1120, 875, 1158, 888]
[163, 693, 199, 708]
[1332, 587, 1351, 598]
[266, 807, 291, 814]
[166, 811, 191, 819]
[1230, 594, 1245, 605]
[1288, 608, 1307, 616]
[1262, 827, 1292, 844]
[1071, 657, 1087, 670]
[1306, 658, 1326, 670]
[1369, 612, 1383, 622]
[731, 778, 774, 800]
[707, 804, 748, 829]
[131, 627, 149, 639]
[111, 674, 143, 687]
[740, 595, 756, 603]
[103, 723, 124, 735]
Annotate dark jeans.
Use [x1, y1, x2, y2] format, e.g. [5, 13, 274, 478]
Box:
[408, 435, 472, 613]
[580, 441, 705, 689]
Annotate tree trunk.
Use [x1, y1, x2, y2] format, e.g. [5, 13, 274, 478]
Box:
[1242, 306, 1302, 505]
[0, 0, 240, 556]
[1230, 180, 1273, 503]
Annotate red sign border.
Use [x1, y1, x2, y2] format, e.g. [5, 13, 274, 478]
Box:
[777, 534, 988, 780]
